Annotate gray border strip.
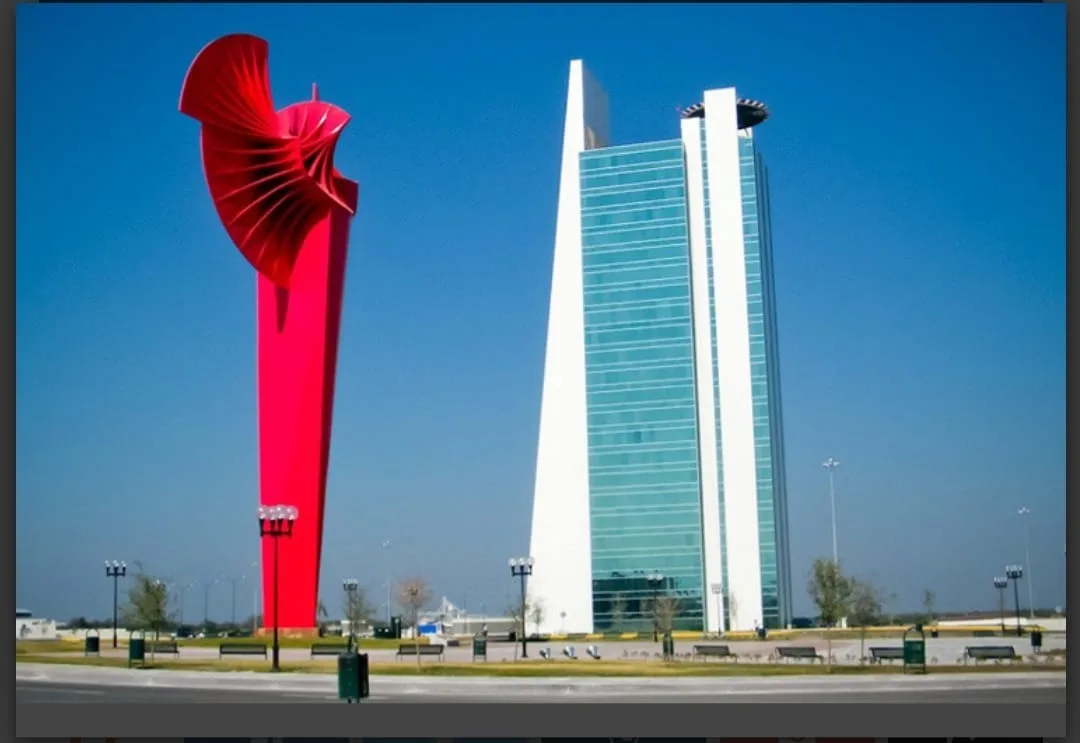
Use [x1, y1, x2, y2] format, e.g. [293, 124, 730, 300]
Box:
[10, 0, 1077, 740]
[11, 702, 1069, 739]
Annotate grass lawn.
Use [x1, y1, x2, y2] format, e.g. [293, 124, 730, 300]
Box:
[15, 652, 1066, 677]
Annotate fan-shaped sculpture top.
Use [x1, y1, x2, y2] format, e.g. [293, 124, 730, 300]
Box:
[179, 34, 358, 288]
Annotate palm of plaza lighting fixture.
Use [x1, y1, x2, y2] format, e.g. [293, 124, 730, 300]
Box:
[180, 33, 358, 633]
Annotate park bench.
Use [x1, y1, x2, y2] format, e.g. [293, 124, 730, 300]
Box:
[868, 646, 904, 664]
[395, 644, 444, 660]
[692, 644, 737, 662]
[146, 641, 179, 656]
[310, 643, 348, 658]
[964, 645, 1018, 663]
[973, 629, 997, 637]
[219, 643, 268, 658]
[775, 646, 824, 663]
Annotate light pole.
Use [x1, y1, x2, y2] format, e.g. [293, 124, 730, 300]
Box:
[710, 582, 724, 635]
[201, 578, 219, 628]
[1018, 507, 1035, 619]
[259, 504, 298, 672]
[646, 572, 664, 642]
[176, 581, 196, 629]
[343, 578, 359, 652]
[1005, 565, 1024, 636]
[105, 560, 127, 648]
[509, 556, 534, 658]
[381, 540, 392, 624]
[250, 560, 259, 635]
[993, 576, 1008, 632]
[227, 575, 245, 626]
[822, 458, 840, 564]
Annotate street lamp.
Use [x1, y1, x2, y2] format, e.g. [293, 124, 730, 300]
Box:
[646, 572, 664, 642]
[104, 560, 127, 648]
[381, 540, 392, 624]
[1005, 565, 1024, 636]
[227, 575, 245, 626]
[509, 556, 534, 659]
[710, 583, 724, 635]
[258, 504, 298, 672]
[343, 578, 359, 652]
[1018, 507, 1035, 619]
[201, 578, 219, 628]
[822, 458, 840, 564]
[993, 576, 1008, 632]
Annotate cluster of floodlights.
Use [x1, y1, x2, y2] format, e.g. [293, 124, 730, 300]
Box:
[994, 566, 1027, 636]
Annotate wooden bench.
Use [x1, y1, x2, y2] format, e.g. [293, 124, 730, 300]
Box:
[146, 641, 179, 656]
[775, 646, 824, 663]
[692, 644, 737, 661]
[310, 643, 348, 658]
[395, 644, 444, 660]
[964, 645, 1018, 663]
[868, 646, 903, 663]
[219, 643, 268, 658]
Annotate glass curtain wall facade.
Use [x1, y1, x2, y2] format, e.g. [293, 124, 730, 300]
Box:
[580, 140, 705, 632]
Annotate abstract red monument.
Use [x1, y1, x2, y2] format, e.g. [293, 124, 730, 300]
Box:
[180, 34, 358, 632]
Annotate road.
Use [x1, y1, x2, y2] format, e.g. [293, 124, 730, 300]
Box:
[16, 676, 1067, 704]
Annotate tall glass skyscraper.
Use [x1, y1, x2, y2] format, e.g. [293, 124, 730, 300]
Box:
[527, 60, 793, 633]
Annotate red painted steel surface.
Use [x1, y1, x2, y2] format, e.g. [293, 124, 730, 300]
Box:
[180, 34, 357, 629]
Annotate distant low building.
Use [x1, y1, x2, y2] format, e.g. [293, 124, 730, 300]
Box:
[16, 608, 58, 640]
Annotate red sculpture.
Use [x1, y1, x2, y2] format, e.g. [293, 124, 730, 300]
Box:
[180, 34, 358, 632]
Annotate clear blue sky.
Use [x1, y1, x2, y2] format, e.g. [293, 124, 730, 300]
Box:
[16, 3, 1065, 623]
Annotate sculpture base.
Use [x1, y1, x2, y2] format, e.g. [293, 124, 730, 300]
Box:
[257, 626, 322, 639]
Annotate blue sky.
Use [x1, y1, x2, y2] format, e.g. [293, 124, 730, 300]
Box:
[16, 3, 1065, 623]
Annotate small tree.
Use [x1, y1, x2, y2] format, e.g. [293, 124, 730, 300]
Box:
[609, 594, 628, 633]
[529, 597, 546, 637]
[344, 585, 374, 639]
[653, 595, 681, 634]
[397, 577, 431, 669]
[725, 589, 739, 631]
[807, 557, 854, 667]
[922, 589, 936, 626]
[849, 577, 886, 661]
[506, 598, 534, 660]
[120, 563, 171, 648]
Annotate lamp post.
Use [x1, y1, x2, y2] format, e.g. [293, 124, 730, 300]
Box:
[201, 578, 219, 628]
[710, 582, 724, 635]
[105, 560, 127, 648]
[646, 572, 664, 642]
[250, 560, 259, 635]
[226, 575, 245, 626]
[343, 578, 359, 652]
[993, 576, 1008, 632]
[1018, 507, 1035, 619]
[509, 556, 534, 658]
[822, 458, 840, 564]
[258, 504, 298, 672]
[381, 539, 392, 624]
[1005, 565, 1024, 636]
[176, 581, 196, 630]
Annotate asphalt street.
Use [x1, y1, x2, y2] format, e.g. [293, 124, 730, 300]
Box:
[16, 677, 1067, 704]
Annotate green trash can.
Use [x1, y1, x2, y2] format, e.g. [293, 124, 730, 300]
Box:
[128, 634, 146, 667]
[84, 632, 100, 657]
[472, 636, 488, 661]
[661, 633, 675, 660]
[902, 625, 927, 675]
[337, 651, 369, 703]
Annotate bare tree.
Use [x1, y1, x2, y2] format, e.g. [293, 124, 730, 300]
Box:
[922, 589, 936, 625]
[506, 598, 535, 660]
[849, 577, 886, 661]
[652, 595, 681, 634]
[529, 597, 546, 637]
[609, 594, 628, 633]
[808, 557, 854, 667]
[344, 585, 375, 639]
[397, 578, 431, 668]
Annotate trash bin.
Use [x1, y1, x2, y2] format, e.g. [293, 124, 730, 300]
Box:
[661, 633, 675, 660]
[1031, 630, 1043, 650]
[472, 636, 487, 661]
[337, 652, 369, 703]
[757, 626, 767, 640]
[84, 632, 100, 656]
[128, 635, 146, 667]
